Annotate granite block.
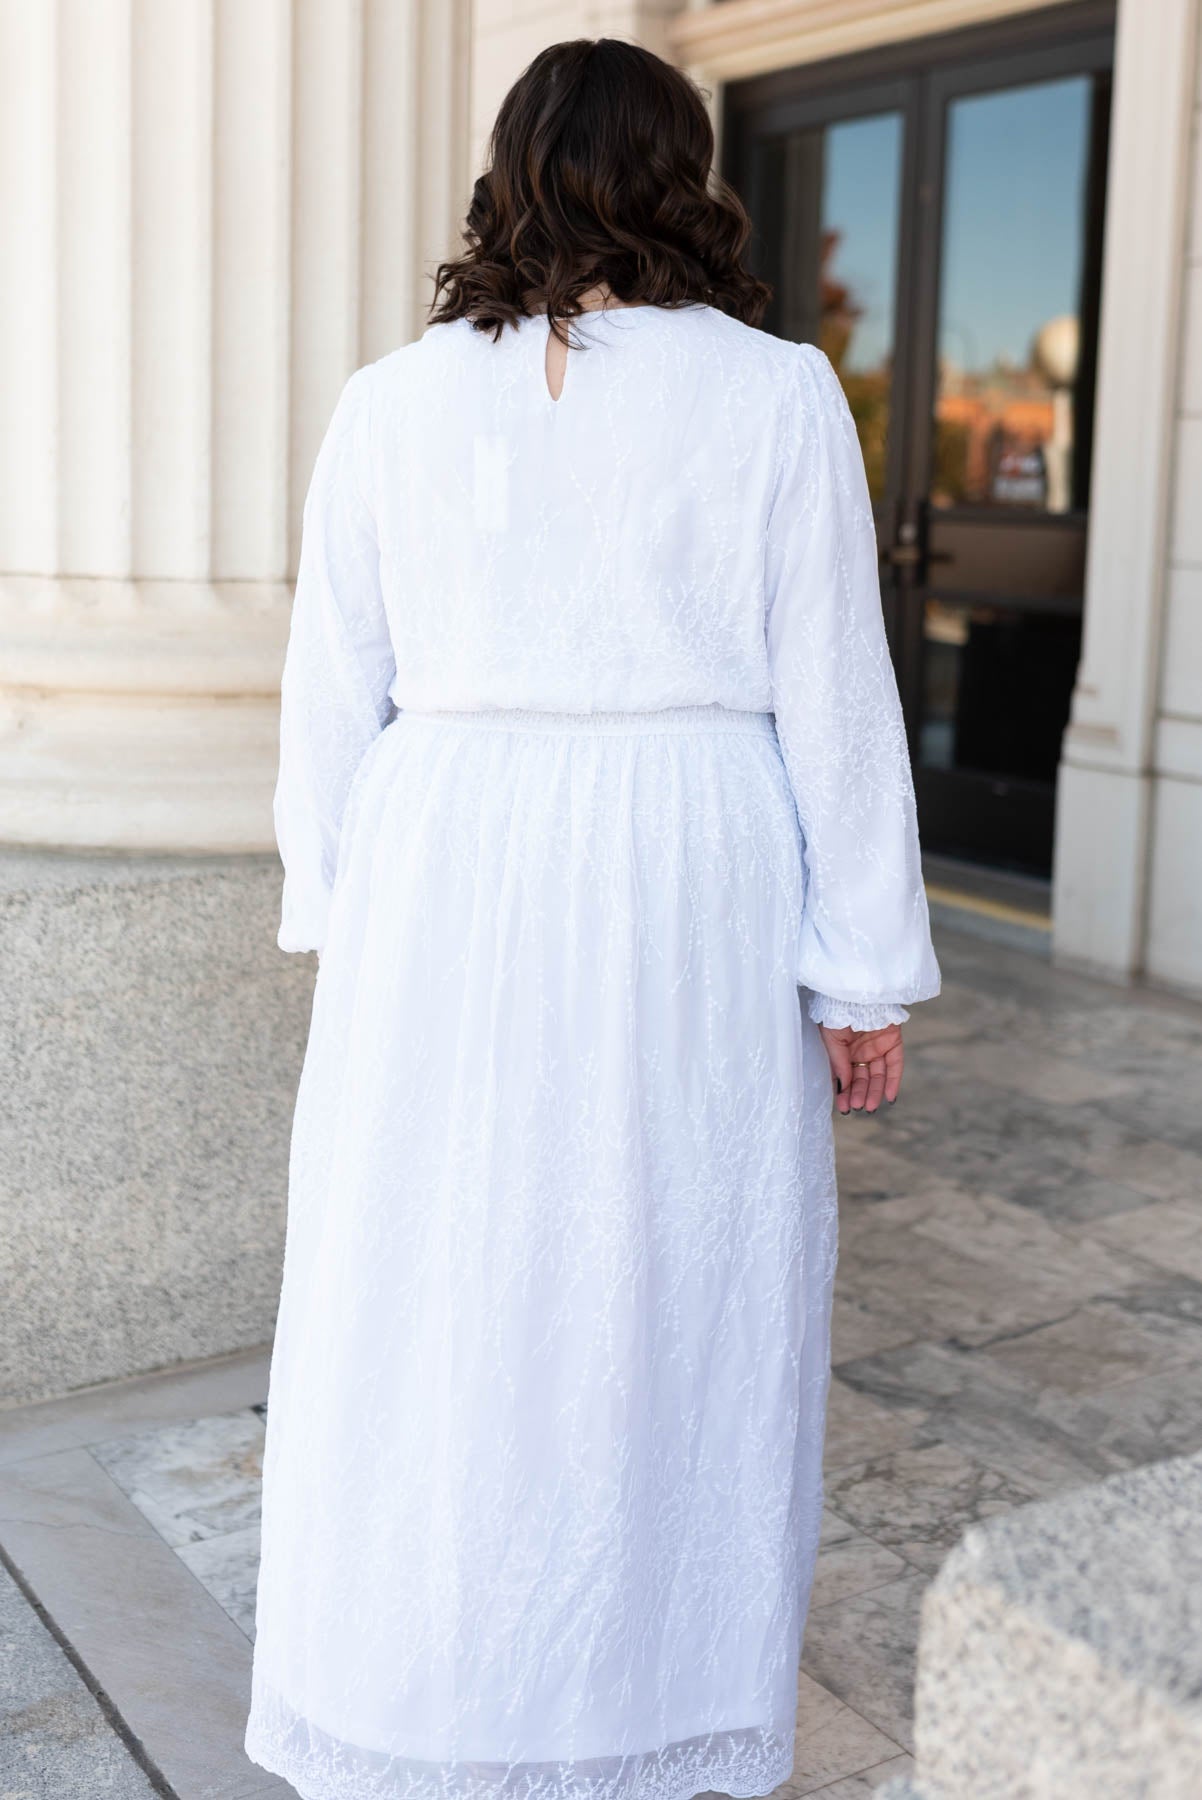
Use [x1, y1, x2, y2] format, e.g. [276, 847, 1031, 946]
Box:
[0, 849, 311, 1405]
[911, 1453, 1202, 1799]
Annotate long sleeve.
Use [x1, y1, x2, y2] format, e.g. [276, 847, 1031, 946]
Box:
[764, 343, 940, 1030]
[274, 365, 396, 954]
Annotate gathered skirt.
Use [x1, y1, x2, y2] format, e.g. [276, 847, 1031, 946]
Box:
[245, 704, 839, 1800]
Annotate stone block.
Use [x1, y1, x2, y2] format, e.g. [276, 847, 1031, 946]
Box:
[0, 1561, 158, 1798]
[911, 1453, 1202, 1798]
[0, 849, 312, 1403]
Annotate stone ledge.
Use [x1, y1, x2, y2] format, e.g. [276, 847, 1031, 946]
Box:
[0, 1560, 159, 1798]
[910, 1454, 1202, 1799]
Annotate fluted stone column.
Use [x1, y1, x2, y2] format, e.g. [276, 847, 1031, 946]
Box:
[0, 0, 469, 1404]
[0, 0, 469, 852]
[1050, 0, 1201, 989]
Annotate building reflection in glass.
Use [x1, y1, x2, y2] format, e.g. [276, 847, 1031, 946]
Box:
[933, 75, 1092, 513]
[761, 111, 902, 499]
[816, 114, 901, 501]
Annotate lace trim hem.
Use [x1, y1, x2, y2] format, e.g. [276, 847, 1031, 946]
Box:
[245, 1696, 795, 1800]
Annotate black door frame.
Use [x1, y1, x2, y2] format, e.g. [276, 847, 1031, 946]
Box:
[723, 0, 1117, 873]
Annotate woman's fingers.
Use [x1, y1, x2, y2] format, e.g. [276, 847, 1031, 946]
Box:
[824, 1033, 854, 1114]
[844, 1029, 905, 1113]
[819, 1023, 905, 1115]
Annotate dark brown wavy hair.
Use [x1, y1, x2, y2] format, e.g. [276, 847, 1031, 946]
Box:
[429, 38, 771, 342]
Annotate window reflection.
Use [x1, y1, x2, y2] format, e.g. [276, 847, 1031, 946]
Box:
[818, 115, 901, 501]
[921, 599, 1081, 780]
[760, 112, 902, 499]
[933, 76, 1092, 512]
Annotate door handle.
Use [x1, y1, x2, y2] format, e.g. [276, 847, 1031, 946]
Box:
[880, 543, 955, 570]
[883, 543, 923, 568]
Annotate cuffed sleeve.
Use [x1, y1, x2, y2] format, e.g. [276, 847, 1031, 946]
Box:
[764, 343, 940, 1022]
[806, 995, 910, 1031]
[274, 365, 396, 955]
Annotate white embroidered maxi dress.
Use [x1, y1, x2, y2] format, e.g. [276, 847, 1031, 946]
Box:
[246, 302, 940, 1800]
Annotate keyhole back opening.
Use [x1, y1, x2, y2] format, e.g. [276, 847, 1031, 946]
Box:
[544, 322, 569, 404]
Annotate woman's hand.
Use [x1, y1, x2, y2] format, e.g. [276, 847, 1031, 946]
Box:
[819, 1023, 904, 1115]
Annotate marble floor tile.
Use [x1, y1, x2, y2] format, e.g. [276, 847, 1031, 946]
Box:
[832, 1245, 1042, 1349]
[178, 1523, 262, 1639]
[91, 1407, 265, 1547]
[835, 1340, 1131, 1499]
[777, 1673, 902, 1796]
[1075, 1198, 1202, 1283]
[803, 1756, 915, 1797]
[1086, 1079, 1202, 1154]
[918, 1035, 1133, 1108]
[1072, 1128, 1202, 1205]
[919, 988, 1202, 1088]
[824, 1441, 1037, 1572]
[830, 1291, 919, 1367]
[906, 1189, 1139, 1312]
[1034, 1365, 1202, 1470]
[972, 1282, 1202, 1395]
[801, 1573, 930, 1752]
[810, 1509, 909, 1610]
[1033, 1000, 1202, 1078]
[833, 1187, 1135, 1348]
[849, 1083, 1112, 1209]
[837, 1174, 1125, 1264]
[824, 1377, 925, 1470]
[1002, 1167, 1159, 1227]
[835, 1137, 931, 1207]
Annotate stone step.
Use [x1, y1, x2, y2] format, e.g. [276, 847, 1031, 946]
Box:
[906, 1452, 1202, 1799]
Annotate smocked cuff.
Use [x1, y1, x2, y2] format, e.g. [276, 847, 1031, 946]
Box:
[807, 994, 911, 1031]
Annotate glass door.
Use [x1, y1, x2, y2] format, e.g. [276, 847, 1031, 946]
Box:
[725, 5, 1114, 873]
[736, 78, 915, 653]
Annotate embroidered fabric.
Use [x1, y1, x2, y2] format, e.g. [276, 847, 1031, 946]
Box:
[250, 304, 939, 1800]
[247, 1681, 796, 1800]
[272, 305, 941, 1023]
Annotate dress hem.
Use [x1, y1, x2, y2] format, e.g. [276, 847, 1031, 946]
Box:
[244, 1731, 795, 1800]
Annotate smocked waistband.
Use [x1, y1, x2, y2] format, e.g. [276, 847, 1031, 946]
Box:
[395, 705, 776, 738]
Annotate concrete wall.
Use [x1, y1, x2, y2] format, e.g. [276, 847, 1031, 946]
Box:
[0, 852, 314, 1406]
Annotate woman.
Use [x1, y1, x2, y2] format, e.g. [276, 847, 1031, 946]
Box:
[246, 36, 940, 1800]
